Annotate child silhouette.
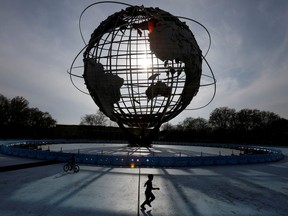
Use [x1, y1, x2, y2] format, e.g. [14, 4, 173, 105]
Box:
[141, 174, 160, 210]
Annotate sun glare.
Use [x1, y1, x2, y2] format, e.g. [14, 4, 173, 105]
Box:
[138, 55, 151, 70]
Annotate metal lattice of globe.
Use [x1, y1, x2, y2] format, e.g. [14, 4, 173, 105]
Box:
[70, 3, 214, 146]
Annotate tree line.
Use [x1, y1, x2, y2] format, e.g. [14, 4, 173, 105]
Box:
[0, 94, 56, 128]
[79, 107, 288, 145]
[160, 107, 288, 145]
[1, 93, 287, 145]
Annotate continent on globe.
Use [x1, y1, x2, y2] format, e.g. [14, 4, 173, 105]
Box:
[84, 58, 124, 116]
[148, 17, 200, 62]
[145, 81, 172, 100]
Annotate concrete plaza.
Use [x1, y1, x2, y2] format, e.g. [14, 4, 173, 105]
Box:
[0, 144, 288, 216]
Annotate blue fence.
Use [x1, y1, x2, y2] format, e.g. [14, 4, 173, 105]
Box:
[0, 140, 284, 167]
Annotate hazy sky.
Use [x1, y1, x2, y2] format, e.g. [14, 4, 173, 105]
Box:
[1, 0, 288, 125]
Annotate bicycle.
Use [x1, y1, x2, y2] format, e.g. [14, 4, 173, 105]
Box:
[63, 163, 80, 173]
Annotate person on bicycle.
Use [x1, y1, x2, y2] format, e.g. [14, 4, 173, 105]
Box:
[68, 154, 76, 168]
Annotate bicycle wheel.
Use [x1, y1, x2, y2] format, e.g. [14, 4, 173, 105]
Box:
[63, 164, 69, 172]
[73, 165, 80, 173]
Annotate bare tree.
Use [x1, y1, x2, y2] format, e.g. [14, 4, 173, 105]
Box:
[27, 107, 56, 127]
[8, 96, 30, 126]
[80, 110, 108, 126]
[0, 94, 9, 126]
[161, 122, 174, 131]
[209, 107, 236, 130]
[182, 117, 209, 131]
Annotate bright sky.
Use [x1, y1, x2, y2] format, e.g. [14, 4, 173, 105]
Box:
[1, 0, 288, 125]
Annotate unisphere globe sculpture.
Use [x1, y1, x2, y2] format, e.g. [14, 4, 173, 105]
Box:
[69, 3, 216, 146]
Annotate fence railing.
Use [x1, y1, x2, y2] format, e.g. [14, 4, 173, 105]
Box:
[0, 140, 284, 167]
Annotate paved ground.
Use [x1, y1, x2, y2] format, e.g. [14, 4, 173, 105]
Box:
[42, 143, 241, 157]
[0, 144, 288, 216]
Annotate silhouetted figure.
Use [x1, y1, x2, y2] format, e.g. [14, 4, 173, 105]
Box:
[68, 154, 76, 167]
[141, 174, 160, 210]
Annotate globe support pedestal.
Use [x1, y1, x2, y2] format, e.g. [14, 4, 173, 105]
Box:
[118, 123, 160, 147]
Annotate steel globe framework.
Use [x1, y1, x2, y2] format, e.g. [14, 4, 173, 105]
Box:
[69, 2, 216, 146]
